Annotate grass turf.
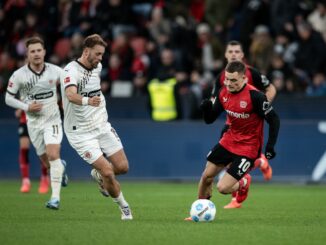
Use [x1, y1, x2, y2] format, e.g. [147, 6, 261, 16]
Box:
[0, 180, 325, 245]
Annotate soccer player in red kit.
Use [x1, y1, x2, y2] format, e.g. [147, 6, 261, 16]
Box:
[16, 109, 49, 193]
[212, 40, 277, 208]
[185, 61, 280, 220]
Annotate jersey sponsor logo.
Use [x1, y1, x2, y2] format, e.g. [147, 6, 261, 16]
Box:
[81, 89, 101, 98]
[240, 101, 247, 108]
[225, 109, 250, 119]
[64, 77, 70, 84]
[28, 91, 54, 100]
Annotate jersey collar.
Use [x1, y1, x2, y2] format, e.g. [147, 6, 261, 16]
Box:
[28, 63, 46, 76]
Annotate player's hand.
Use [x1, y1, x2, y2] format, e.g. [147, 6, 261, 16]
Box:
[89, 96, 101, 107]
[28, 101, 43, 112]
[265, 144, 276, 160]
[15, 109, 22, 118]
[200, 99, 212, 111]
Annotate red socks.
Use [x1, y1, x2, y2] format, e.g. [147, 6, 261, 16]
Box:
[19, 148, 29, 178]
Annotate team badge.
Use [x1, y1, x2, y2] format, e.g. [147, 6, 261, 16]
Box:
[8, 81, 13, 88]
[49, 80, 53, 84]
[84, 151, 92, 159]
[240, 101, 247, 108]
[223, 97, 228, 103]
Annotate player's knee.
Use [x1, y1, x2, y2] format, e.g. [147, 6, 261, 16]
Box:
[216, 182, 230, 195]
[115, 161, 129, 174]
[101, 168, 115, 180]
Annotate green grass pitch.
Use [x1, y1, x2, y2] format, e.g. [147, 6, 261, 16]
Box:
[0, 180, 325, 245]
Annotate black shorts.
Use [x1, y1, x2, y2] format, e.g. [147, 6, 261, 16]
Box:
[207, 143, 254, 180]
[18, 123, 29, 138]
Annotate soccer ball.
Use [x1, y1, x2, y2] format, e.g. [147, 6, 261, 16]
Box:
[190, 199, 216, 222]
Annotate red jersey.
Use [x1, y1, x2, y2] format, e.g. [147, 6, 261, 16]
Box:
[216, 84, 267, 159]
[212, 65, 270, 126]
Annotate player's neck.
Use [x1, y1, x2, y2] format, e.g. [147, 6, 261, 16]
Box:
[77, 57, 92, 70]
[29, 63, 45, 73]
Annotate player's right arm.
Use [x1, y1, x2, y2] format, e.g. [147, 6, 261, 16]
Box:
[5, 73, 42, 112]
[62, 67, 100, 107]
[200, 90, 224, 124]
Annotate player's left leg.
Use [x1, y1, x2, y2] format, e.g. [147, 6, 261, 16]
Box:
[222, 156, 253, 207]
[93, 151, 133, 220]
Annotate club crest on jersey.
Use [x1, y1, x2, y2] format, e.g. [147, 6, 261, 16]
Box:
[240, 101, 247, 108]
[8, 81, 13, 88]
[223, 97, 228, 103]
[84, 151, 92, 159]
[49, 79, 53, 84]
[64, 77, 70, 84]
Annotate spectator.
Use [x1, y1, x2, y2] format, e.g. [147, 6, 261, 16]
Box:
[249, 25, 274, 74]
[307, 1, 326, 42]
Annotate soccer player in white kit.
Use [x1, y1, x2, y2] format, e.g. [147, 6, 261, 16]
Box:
[61, 34, 133, 220]
[5, 36, 68, 210]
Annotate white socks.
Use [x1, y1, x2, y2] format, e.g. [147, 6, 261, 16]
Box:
[49, 159, 64, 200]
[113, 192, 129, 208]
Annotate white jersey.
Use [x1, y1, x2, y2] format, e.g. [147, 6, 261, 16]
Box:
[61, 61, 108, 133]
[7, 63, 63, 128]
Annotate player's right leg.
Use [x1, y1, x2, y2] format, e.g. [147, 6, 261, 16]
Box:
[185, 161, 222, 221]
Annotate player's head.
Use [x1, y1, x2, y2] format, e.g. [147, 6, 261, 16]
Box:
[224, 60, 246, 92]
[25, 36, 46, 66]
[82, 34, 107, 69]
[225, 40, 244, 63]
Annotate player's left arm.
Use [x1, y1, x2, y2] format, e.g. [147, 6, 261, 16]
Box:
[250, 67, 277, 102]
[251, 90, 280, 159]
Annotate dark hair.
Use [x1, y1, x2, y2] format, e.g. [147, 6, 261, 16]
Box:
[83, 34, 107, 50]
[25, 36, 45, 49]
[225, 61, 246, 74]
[226, 40, 243, 52]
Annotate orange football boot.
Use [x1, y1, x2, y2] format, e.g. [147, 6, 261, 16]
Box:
[38, 176, 49, 194]
[236, 174, 252, 203]
[20, 178, 31, 193]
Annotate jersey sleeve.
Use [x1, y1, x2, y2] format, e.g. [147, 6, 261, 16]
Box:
[249, 67, 270, 92]
[62, 64, 78, 90]
[250, 90, 280, 148]
[202, 89, 224, 124]
[6, 71, 21, 95]
[211, 73, 222, 98]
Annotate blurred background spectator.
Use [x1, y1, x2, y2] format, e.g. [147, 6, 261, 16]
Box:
[1, 0, 326, 119]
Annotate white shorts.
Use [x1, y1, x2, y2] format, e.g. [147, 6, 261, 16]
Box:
[27, 122, 63, 156]
[65, 123, 123, 164]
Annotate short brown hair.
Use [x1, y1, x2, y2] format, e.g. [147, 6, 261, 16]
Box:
[226, 40, 243, 52]
[82, 34, 107, 50]
[25, 36, 45, 49]
[225, 60, 246, 74]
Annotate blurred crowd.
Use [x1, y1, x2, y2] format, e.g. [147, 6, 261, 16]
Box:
[1, 0, 326, 99]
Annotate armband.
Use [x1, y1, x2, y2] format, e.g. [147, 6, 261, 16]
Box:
[82, 97, 89, 106]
